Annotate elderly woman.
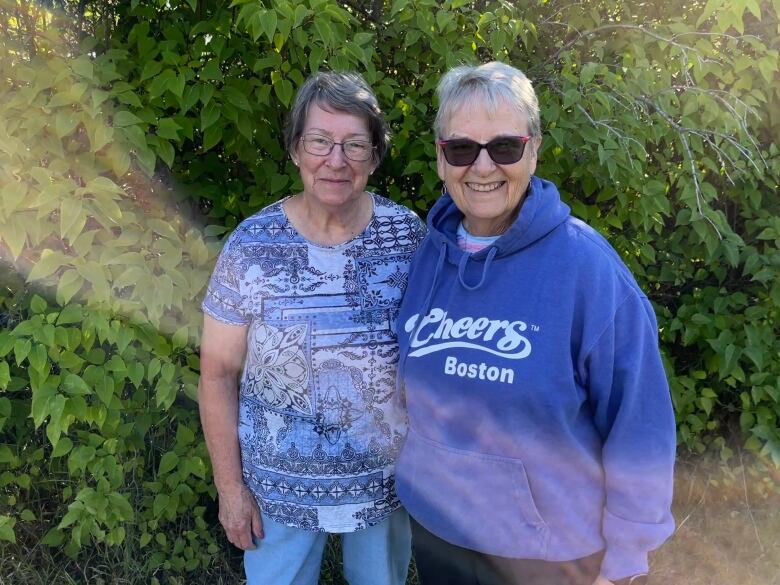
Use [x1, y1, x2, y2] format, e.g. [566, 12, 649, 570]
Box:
[395, 62, 676, 585]
[199, 71, 424, 585]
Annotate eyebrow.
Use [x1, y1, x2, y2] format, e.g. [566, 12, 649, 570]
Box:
[304, 128, 371, 140]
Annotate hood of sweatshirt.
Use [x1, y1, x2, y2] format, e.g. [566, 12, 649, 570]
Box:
[424, 175, 571, 290]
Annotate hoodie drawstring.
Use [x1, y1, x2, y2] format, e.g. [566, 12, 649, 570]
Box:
[457, 245, 497, 290]
[397, 242, 447, 407]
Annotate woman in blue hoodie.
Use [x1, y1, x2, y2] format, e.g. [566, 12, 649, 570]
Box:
[395, 62, 676, 585]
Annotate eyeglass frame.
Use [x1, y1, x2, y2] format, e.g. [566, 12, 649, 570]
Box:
[299, 133, 377, 162]
[437, 135, 533, 166]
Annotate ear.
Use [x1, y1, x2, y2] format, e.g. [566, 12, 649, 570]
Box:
[529, 136, 541, 161]
[436, 143, 447, 181]
[527, 135, 541, 174]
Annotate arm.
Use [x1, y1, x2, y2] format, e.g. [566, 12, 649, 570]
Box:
[582, 294, 676, 581]
[199, 314, 263, 549]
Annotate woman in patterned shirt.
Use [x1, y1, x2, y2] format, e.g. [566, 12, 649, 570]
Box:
[199, 71, 424, 585]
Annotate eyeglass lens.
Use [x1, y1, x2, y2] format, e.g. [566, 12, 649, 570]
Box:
[440, 136, 528, 166]
[301, 134, 373, 162]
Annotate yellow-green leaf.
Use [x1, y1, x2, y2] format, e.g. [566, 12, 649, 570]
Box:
[55, 110, 79, 138]
[1, 220, 27, 260]
[27, 251, 69, 282]
[60, 198, 85, 242]
[56, 269, 84, 305]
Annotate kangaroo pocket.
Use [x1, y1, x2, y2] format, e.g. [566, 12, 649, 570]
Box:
[397, 428, 550, 558]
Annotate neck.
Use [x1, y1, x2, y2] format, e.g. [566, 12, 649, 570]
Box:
[285, 192, 373, 246]
[463, 213, 515, 237]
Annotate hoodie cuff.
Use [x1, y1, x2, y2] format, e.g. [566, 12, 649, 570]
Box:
[600, 544, 649, 581]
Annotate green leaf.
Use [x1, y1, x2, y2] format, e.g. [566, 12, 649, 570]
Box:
[0, 362, 10, 390]
[52, 437, 74, 457]
[168, 74, 186, 100]
[14, 339, 31, 365]
[148, 358, 161, 381]
[45, 394, 68, 448]
[293, 4, 309, 28]
[107, 493, 134, 521]
[390, 0, 408, 16]
[41, 528, 65, 546]
[0, 516, 16, 544]
[158, 451, 179, 475]
[129, 362, 145, 388]
[68, 445, 96, 474]
[313, 17, 332, 46]
[95, 374, 115, 406]
[201, 59, 222, 81]
[202, 125, 223, 151]
[57, 306, 84, 325]
[273, 78, 293, 107]
[259, 9, 278, 42]
[200, 102, 220, 131]
[153, 494, 171, 518]
[58, 351, 85, 371]
[30, 295, 47, 314]
[140, 60, 163, 82]
[155, 138, 175, 168]
[113, 111, 144, 127]
[28, 344, 48, 375]
[63, 374, 92, 396]
[156, 118, 182, 141]
[224, 87, 252, 112]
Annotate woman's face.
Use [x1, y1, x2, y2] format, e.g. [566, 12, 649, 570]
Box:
[437, 100, 540, 236]
[293, 103, 376, 210]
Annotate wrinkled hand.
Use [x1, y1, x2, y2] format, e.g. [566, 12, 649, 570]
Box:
[592, 576, 614, 585]
[218, 483, 263, 550]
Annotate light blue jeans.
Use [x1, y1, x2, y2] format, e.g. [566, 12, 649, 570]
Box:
[244, 508, 411, 585]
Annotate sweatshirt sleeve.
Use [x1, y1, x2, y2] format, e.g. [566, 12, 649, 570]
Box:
[581, 291, 676, 581]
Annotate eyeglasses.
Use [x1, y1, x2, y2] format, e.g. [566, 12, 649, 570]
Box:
[437, 135, 532, 166]
[300, 133, 375, 162]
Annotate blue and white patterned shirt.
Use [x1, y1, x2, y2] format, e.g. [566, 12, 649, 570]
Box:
[202, 194, 425, 532]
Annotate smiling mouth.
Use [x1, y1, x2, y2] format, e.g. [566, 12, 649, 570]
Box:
[466, 181, 505, 192]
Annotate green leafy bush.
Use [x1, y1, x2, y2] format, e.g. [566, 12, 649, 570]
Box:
[0, 0, 778, 579]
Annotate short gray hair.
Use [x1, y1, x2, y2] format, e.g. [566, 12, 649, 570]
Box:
[284, 71, 390, 163]
[434, 62, 541, 139]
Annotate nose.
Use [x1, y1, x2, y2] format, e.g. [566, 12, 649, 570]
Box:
[325, 143, 347, 168]
[470, 146, 496, 174]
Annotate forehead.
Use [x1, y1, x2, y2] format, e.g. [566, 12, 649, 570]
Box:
[303, 102, 370, 136]
[442, 98, 529, 139]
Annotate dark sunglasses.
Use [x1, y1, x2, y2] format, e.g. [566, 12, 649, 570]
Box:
[437, 135, 532, 166]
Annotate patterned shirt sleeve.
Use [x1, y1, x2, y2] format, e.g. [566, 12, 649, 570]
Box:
[202, 228, 249, 325]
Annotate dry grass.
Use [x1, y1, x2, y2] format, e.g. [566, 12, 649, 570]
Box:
[650, 454, 780, 585]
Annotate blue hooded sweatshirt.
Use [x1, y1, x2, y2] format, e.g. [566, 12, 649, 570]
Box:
[395, 176, 676, 581]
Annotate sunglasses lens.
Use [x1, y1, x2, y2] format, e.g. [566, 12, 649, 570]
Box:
[442, 140, 480, 166]
[441, 137, 527, 166]
[487, 137, 526, 164]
